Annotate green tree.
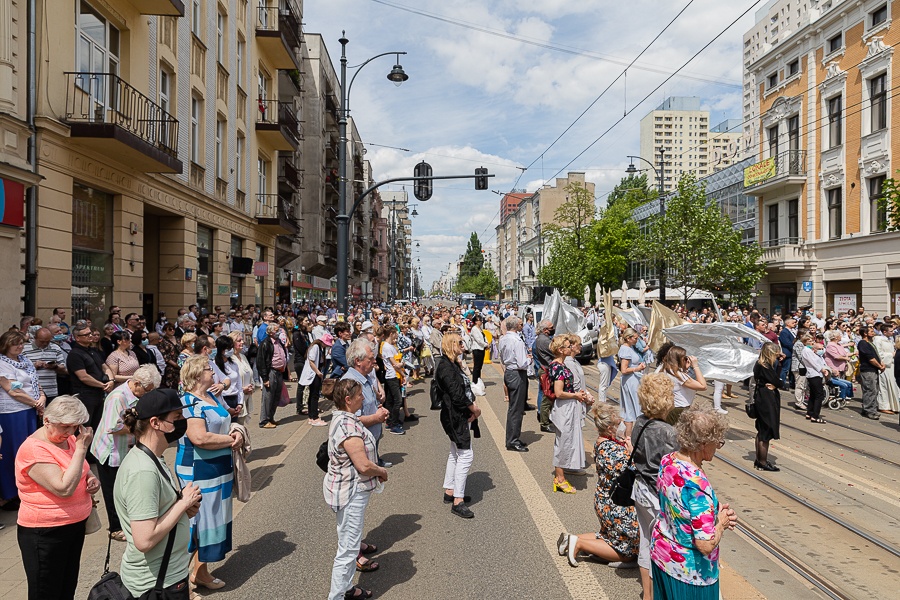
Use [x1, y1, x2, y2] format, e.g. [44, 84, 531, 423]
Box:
[877, 173, 900, 231]
[636, 173, 766, 301]
[607, 173, 654, 207]
[454, 266, 500, 298]
[459, 232, 484, 280]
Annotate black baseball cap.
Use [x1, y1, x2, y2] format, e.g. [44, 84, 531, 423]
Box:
[134, 389, 197, 420]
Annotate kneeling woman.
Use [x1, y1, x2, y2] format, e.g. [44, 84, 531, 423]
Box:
[114, 389, 202, 599]
[326, 379, 389, 600]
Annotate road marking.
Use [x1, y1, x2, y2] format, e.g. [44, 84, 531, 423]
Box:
[480, 366, 609, 600]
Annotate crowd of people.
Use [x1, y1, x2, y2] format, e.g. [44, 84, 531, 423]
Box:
[2, 297, 898, 599]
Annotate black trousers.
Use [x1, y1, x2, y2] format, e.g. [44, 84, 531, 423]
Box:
[96, 459, 121, 532]
[18, 519, 86, 600]
[307, 375, 323, 419]
[504, 369, 527, 447]
[806, 376, 825, 419]
[471, 349, 485, 384]
[383, 378, 403, 428]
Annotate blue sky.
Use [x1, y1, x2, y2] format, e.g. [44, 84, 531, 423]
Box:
[304, 0, 759, 289]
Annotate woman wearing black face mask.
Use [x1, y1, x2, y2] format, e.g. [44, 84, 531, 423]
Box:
[114, 388, 202, 599]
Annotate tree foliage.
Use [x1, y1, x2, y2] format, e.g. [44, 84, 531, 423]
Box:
[456, 266, 500, 299]
[877, 173, 900, 231]
[608, 173, 654, 207]
[459, 232, 484, 280]
[635, 173, 766, 302]
[538, 182, 642, 302]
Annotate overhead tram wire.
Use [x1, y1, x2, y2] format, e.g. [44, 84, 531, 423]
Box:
[546, 0, 765, 183]
[368, 0, 742, 88]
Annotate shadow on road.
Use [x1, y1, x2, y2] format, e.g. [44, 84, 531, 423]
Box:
[379, 451, 407, 465]
[216, 530, 297, 587]
[248, 443, 286, 462]
[361, 549, 416, 595]
[249, 463, 285, 492]
[465, 471, 495, 505]
[364, 514, 422, 552]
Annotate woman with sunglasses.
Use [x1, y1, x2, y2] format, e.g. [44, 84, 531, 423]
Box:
[548, 336, 592, 494]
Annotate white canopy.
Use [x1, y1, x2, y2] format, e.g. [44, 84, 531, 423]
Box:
[645, 287, 714, 300]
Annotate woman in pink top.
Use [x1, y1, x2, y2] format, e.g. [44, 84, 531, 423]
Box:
[824, 330, 851, 375]
[15, 396, 100, 600]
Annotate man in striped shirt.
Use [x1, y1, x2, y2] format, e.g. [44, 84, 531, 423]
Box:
[23, 327, 68, 403]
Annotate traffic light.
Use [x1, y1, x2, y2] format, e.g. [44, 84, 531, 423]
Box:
[414, 161, 433, 201]
[475, 167, 488, 190]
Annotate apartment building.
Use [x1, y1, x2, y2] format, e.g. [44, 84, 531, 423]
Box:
[381, 190, 413, 299]
[495, 172, 594, 302]
[744, 0, 900, 315]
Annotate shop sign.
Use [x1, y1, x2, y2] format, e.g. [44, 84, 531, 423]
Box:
[834, 293, 857, 313]
[253, 261, 269, 277]
[217, 285, 230, 295]
[0, 178, 25, 228]
[744, 157, 776, 187]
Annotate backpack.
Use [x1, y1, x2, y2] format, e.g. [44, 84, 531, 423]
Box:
[539, 366, 556, 401]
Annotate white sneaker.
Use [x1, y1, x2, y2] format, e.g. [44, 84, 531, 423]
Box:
[715, 408, 729, 415]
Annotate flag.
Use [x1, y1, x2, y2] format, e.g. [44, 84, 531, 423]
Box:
[648, 300, 683, 352]
[597, 290, 619, 358]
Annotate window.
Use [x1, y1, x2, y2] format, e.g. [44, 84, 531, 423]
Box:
[72, 184, 113, 325]
[768, 125, 779, 157]
[158, 67, 172, 144]
[215, 117, 225, 179]
[788, 115, 800, 151]
[75, 1, 120, 108]
[192, 0, 202, 38]
[197, 226, 212, 311]
[828, 187, 842, 239]
[871, 4, 888, 27]
[216, 11, 225, 65]
[237, 37, 245, 88]
[235, 134, 244, 191]
[869, 176, 887, 232]
[788, 198, 799, 240]
[258, 157, 268, 194]
[788, 59, 799, 76]
[828, 96, 842, 147]
[767, 72, 779, 89]
[870, 74, 887, 131]
[191, 96, 202, 164]
[767, 204, 779, 243]
[230, 236, 243, 307]
[827, 33, 842, 54]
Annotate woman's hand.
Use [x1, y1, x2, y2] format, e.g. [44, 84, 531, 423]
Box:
[180, 482, 202, 515]
[719, 503, 738, 530]
[209, 382, 225, 395]
[86, 476, 100, 495]
[688, 355, 699, 367]
[33, 394, 46, 412]
[230, 431, 243, 449]
[76, 426, 94, 451]
[243, 384, 253, 395]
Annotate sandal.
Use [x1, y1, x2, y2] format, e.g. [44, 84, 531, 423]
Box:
[344, 586, 373, 599]
[109, 530, 126, 542]
[356, 557, 379, 572]
[811, 418, 827, 424]
[359, 542, 378, 555]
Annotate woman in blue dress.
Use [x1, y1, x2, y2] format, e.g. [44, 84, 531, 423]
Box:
[617, 328, 648, 440]
[176, 354, 242, 591]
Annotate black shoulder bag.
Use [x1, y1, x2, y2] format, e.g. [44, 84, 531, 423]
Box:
[610, 419, 655, 507]
[88, 443, 181, 600]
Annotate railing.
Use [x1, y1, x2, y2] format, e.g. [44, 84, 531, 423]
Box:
[353, 259, 364, 272]
[764, 236, 803, 248]
[256, 1, 302, 47]
[744, 150, 806, 188]
[255, 194, 278, 219]
[278, 155, 300, 190]
[256, 99, 299, 140]
[64, 72, 180, 158]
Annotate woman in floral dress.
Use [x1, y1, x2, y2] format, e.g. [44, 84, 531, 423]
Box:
[557, 402, 638, 568]
[547, 336, 591, 494]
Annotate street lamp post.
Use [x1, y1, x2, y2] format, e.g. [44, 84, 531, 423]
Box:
[626, 147, 667, 303]
[337, 33, 408, 316]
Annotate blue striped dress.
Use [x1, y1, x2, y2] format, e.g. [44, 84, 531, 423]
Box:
[176, 392, 233, 562]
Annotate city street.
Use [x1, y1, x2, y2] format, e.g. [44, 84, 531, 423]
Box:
[0, 357, 861, 600]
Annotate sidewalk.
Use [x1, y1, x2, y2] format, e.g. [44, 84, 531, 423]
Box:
[0, 381, 315, 600]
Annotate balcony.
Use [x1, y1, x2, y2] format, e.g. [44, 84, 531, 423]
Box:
[255, 193, 299, 235]
[369, 268, 379, 279]
[126, 0, 184, 15]
[256, 1, 302, 70]
[761, 238, 813, 270]
[325, 242, 337, 259]
[64, 73, 182, 173]
[743, 150, 806, 196]
[352, 259, 364, 273]
[278, 154, 301, 193]
[256, 99, 299, 151]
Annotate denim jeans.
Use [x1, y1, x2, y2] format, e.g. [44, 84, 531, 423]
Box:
[831, 377, 853, 399]
[329, 489, 372, 600]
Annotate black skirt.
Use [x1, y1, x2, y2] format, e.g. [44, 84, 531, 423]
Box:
[754, 386, 781, 442]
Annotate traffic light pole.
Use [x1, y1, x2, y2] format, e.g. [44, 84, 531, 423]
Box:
[337, 172, 494, 314]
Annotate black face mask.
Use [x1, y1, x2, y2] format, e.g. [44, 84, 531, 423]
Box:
[548, 328, 556, 336]
[163, 419, 188, 444]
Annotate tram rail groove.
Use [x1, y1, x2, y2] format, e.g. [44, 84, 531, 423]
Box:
[734, 520, 852, 600]
[776, 420, 900, 469]
[714, 453, 900, 560]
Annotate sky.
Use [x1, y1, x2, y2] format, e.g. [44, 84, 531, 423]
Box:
[303, 0, 762, 290]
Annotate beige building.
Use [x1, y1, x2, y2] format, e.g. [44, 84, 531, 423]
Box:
[495, 172, 594, 302]
[744, 0, 900, 315]
[381, 190, 413, 299]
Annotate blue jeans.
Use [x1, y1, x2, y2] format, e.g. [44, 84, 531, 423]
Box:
[831, 377, 853, 399]
[329, 489, 372, 600]
[779, 359, 792, 387]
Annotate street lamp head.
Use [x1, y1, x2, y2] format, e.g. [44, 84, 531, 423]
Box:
[625, 163, 638, 175]
[387, 58, 409, 86]
[411, 207, 419, 217]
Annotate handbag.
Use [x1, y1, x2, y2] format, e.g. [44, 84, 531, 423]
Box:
[85, 504, 102, 535]
[610, 419, 654, 507]
[90, 444, 179, 600]
[745, 382, 759, 419]
[321, 378, 336, 399]
[316, 440, 329, 472]
[278, 383, 291, 407]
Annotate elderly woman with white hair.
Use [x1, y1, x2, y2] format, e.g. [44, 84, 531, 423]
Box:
[15, 396, 100, 599]
[90, 364, 161, 542]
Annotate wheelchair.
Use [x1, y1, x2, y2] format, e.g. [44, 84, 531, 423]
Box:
[804, 378, 848, 410]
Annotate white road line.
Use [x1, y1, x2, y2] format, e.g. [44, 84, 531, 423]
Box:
[478, 375, 610, 600]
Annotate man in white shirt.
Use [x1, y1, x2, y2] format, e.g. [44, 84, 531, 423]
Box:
[312, 314, 328, 340]
[498, 316, 530, 452]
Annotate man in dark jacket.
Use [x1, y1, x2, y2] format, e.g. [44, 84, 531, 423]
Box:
[534, 319, 555, 432]
[778, 317, 797, 389]
[330, 322, 352, 378]
[66, 324, 114, 455]
[256, 321, 287, 428]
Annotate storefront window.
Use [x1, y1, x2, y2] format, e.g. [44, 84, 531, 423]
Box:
[197, 226, 212, 311]
[72, 184, 113, 324]
[254, 244, 265, 306]
[826, 280, 863, 316]
[230, 236, 243, 308]
[769, 282, 797, 315]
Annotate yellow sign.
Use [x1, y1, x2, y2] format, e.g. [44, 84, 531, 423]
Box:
[744, 157, 776, 187]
